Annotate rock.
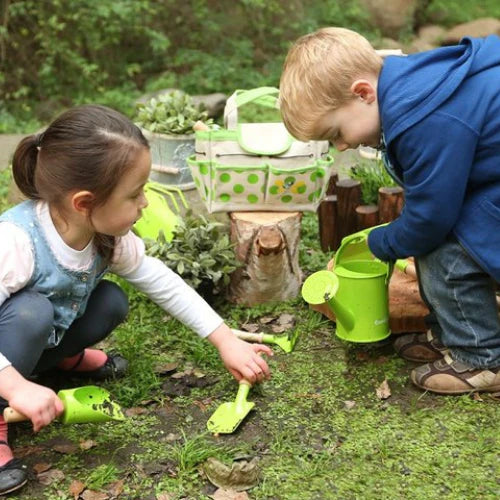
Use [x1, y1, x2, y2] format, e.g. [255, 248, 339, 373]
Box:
[443, 17, 500, 45]
[376, 37, 405, 51]
[405, 38, 436, 54]
[417, 24, 447, 45]
[358, 0, 419, 38]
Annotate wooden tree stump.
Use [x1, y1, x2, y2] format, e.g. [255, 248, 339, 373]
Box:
[378, 186, 404, 223]
[355, 204, 379, 230]
[318, 172, 339, 252]
[228, 211, 302, 305]
[336, 179, 361, 241]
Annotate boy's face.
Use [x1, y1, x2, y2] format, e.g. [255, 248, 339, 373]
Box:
[314, 79, 381, 151]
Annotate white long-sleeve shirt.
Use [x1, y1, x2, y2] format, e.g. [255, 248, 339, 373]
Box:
[0, 201, 223, 371]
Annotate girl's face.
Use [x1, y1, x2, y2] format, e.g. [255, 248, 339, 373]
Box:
[90, 147, 151, 237]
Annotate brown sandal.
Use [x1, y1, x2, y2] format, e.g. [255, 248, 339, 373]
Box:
[394, 330, 447, 362]
[411, 353, 500, 394]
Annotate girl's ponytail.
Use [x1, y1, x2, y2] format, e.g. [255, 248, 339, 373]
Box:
[12, 134, 41, 199]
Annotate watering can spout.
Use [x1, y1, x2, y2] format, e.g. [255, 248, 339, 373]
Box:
[327, 295, 355, 332]
[301, 270, 356, 332]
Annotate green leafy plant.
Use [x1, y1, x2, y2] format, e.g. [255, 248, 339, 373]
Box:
[348, 159, 397, 205]
[145, 211, 240, 298]
[135, 90, 211, 135]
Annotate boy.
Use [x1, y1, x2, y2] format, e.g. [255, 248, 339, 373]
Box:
[279, 27, 500, 394]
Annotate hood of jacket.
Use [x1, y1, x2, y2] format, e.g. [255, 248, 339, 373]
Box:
[378, 35, 500, 144]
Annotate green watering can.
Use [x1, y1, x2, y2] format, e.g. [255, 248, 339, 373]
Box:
[302, 227, 392, 343]
[3, 386, 125, 425]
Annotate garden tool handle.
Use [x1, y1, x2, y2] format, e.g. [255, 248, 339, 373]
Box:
[193, 120, 210, 132]
[3, 407, 30, 423]
[395, 259, 416, 279]
[232, 329, 264, 343]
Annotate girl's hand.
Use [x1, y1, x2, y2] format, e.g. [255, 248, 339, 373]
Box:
[0, 367, 64, 432]
[207, 324, 273, 383]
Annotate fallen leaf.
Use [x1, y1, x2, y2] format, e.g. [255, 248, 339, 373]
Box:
[277, 313, 295, 327]
[164, 432, 181, 442]
[53, 443, 78, 454]
[211, 488, 249, 500]
[270, 324, 287, 334]
[241, 323, 259, 332]
[33, 462, 52, 474]
[80, 440, 97, 450]
[376, 379, 392, 400]
[108, 479, 124, 497]
[344, 400, 356, 410]
[37, 468, 65, 485]
[154, 362, 179, 375]
[157, 493, 173, 500]
[259, 316, 275, 324]
[204, 457, 259, 491]
[355, 351, 370, 361]
[81, 490, 109, 500]
[13, 445, 45, 457]
[69, 479, 86, 499]
[125, 407, 149, 417]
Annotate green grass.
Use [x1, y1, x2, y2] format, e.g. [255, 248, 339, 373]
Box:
[1, 170, 499, 499]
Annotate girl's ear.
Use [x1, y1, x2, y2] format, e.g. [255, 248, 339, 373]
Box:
[71, 191, 95, 216]
[350, 79, 377, 104]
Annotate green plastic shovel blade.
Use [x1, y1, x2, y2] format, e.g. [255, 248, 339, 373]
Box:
[207, 380, 254, 434]
[58, 386, 125, 425]
[206, 400, 255, 434]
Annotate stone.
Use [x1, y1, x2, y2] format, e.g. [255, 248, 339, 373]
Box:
[443, 18, 500, 45]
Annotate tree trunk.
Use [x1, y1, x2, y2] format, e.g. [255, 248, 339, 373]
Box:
[228, 211, 302, 305]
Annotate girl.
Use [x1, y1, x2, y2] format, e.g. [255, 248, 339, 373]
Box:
[0, 105, 272, 495]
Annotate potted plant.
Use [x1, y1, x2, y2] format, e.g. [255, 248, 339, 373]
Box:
[135, 90, 212, 189]
[144, 210, 240, 303]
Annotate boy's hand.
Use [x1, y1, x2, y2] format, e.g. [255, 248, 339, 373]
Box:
[0, 366, 64, 431]
[208, 324, 273, 383]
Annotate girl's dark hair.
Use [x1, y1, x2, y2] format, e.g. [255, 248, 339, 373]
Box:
[12, 105, 149, 261]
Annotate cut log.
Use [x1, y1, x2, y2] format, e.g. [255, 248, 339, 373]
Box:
[228, 211, 302, 305]
[355, 204, 379, 230]
[318, 194, 339, 252]
[378, 186, 404, 223]
[336, 179, 361, 241]
[318, 172, 339, 252]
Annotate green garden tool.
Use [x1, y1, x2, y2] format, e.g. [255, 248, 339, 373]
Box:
[133, 181, 188, 242]
[207, 380, 254, 434]
[232, 328, 299, 353]
[3, 385, 125, 425]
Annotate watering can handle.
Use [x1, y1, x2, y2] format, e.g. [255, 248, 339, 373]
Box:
[3, 407, 29, 423]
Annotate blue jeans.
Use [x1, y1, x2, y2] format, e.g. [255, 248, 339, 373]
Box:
[416, 236, 500, 368]
[0, 280, 129, 378]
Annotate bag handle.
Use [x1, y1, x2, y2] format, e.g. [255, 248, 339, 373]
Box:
[224, 87, 280, 129]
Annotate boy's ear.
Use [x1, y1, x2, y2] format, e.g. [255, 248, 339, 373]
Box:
[71, 191, 95, 215]
[350, 79, 377, 104]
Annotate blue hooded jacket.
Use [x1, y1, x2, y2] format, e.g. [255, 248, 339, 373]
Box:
[368, 35, 500, 281]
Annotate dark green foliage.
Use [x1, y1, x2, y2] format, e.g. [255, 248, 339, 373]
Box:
[0, 0, 374, 128]
[348, 159, 397, 205]
[144, 211, 240, 295]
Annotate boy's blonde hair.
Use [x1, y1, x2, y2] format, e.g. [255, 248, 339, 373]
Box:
[279, 27, 383, 141]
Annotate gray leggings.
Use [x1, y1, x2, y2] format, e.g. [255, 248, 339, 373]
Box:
[0, 280, 129, 378]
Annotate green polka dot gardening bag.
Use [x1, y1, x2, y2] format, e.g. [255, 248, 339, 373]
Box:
[187, 87, 334, 213]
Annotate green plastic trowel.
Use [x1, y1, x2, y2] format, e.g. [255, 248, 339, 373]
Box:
[207, 380, 254, 434]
